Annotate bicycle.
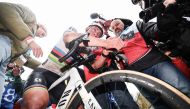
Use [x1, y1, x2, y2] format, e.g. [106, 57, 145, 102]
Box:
[47, 33, 190, 109]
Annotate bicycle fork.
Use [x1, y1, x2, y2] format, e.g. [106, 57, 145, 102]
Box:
[75, 80, 102, 109]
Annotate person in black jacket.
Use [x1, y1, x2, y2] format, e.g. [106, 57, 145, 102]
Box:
[157, 0, 190, 64]
[110, 18, 190, 108]
[132, 0, 190, 65]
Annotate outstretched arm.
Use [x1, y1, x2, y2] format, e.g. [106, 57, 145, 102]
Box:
[63, 31, 124, 50]
[88, 36, 124, 50]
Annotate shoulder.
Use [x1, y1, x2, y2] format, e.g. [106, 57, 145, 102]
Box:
[136, 20, 157, 32]
[0, 2, 16, 13]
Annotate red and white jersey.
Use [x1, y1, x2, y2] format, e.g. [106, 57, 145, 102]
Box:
[120, 23, 151, 65]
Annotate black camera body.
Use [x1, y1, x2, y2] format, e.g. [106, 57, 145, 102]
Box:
[143, 0, 163, 9]
[138, 0, 190, 62]
[139, 0, 164, 22]
[139, 0, 190, 22]
[132, 0, 162, 9]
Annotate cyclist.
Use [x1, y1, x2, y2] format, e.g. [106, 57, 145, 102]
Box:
[63, 22, 140, 109]
[20, 26, 124, 109]
[85, 22, 140, 109]
[109, 18, 190, 108]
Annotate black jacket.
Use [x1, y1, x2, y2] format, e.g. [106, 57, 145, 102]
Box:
[126, 21, 170, 71]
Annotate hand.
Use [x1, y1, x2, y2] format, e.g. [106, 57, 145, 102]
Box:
[103, 20, 113, 30]
[163, 0, 176, 7]
[106, 37, 124, 50]
[35, 24, 47, 37]
[7, 63, 16, 68]
[28, 41, 43, 58]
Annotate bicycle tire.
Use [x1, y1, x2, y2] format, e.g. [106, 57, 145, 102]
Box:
[67, 70, 190, 109]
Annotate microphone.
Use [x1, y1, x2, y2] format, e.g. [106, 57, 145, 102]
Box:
[90, 13, 106, 21]
[90, 13, 99, 19]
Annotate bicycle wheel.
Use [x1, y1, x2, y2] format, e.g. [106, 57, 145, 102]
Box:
[67, 70, 190, 109]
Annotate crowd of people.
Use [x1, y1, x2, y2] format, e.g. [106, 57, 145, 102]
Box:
[0, 0, 190, 109]
[0, 2, 47, 108]
[0, 63, 25, 109]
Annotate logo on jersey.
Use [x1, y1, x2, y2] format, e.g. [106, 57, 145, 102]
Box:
[120, 24, 138, 40]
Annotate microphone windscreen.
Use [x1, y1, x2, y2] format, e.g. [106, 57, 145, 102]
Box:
[90, 13, 99, 19]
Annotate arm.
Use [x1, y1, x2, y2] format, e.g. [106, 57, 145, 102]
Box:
[88, 36, 124, 50]
[0, 4, 44, 58]
[63, 31, 124, 50]
[136, 20, 170, 42]
[26, 24, 47, 58]
[24, 56, 41, 69]
[163, 0, 176, 7]
[0, 4, 34, 41]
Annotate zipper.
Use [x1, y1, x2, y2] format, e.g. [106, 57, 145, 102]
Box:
[129, 47, 152, 65]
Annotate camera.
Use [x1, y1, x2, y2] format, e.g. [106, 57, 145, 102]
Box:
[139, 4, 162, 22]
[133, 0, 163, 22]
[131, 0, 162, 9]
[136, 0, 190, 22]
[131, 0, 163, 22]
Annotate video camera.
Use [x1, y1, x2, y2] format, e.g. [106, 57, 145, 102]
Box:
[132, 0, 162, 9]
[132, 0, 190, 22]
[132, 0, 164, 22]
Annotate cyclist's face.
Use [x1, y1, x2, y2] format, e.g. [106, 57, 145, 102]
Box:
[87, 26, 103, 38]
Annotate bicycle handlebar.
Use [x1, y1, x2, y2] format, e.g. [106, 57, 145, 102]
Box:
[58, 32, 128, 72]
[59, 34, 88, 63]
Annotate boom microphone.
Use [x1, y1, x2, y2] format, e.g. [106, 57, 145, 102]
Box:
[90, 13, 99, 19]
[90, 13, 106, 21]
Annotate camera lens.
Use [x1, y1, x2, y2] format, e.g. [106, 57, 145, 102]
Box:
[139, 11, 146, 19]
[139, 9, 152, 22]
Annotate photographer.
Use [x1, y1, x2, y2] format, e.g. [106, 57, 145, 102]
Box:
[132, 0, 190, 65]
[132, 0, 190, 22]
